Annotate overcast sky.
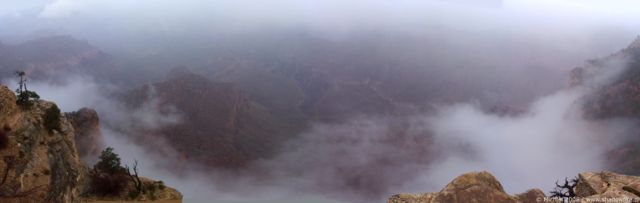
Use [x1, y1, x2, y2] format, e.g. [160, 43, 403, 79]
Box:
[2, 0, 639, 32]
[2, 0, 639, 62]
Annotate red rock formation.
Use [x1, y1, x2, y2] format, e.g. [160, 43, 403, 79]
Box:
[579, 38, 640, 175]
[388, 171, 545, 203]
[122, 69, 286, 169]
[389, 171, 640, 203]
[65, 108, 105, 163]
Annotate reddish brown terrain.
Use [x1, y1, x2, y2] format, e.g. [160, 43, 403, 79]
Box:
[121, 69, 294, 169]
[578, 37, 640, 175]
[66, 108, 105, 162]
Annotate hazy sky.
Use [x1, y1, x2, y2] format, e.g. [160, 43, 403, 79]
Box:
[2, 0, 640, 34]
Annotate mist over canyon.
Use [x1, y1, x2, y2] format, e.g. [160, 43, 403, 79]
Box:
[2, 0, 640, 202]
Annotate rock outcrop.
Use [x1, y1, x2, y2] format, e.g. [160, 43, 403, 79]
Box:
[65, 108, 104, 163]
[387, 171, 544, 203]
[0, 85, 181, 202]
[122, 69, 291, 169]
[575, 171, 640, 202]
[389, 171, 640, 203]
[576, 37, 640, 175]
[0, 85, 88, 203]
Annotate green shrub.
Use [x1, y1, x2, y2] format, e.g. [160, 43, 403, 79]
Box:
[16, 90, 40, 108]
[158, 181, 166, 190]
[94, 147, 125, 175]
[128, 190, 140, 200]
[43, 104, 61, 133]
[90, 147, 129, 197]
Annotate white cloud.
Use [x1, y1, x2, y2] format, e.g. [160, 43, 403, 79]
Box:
[38, 0, 83, 18]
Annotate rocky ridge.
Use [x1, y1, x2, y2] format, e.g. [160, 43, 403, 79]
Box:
[0, 85, 87, 203]
[0, 35, 112, 80]
[66, 108, 104, 163]
[388, 171, 640, 203]
[0, 85, 181, 202]
[122, 68, 291, 169]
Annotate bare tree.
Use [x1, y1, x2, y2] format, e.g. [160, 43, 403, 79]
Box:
[550, 177, 578, 200]
[14, 71, 26, 94]
[125, 160, 143, 194]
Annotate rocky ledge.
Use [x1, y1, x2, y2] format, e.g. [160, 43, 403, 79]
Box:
[388, 171, 640, 203]
[0, 85, 181, 203]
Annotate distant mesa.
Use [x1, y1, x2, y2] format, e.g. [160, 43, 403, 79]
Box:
[0, 35, 112, 80]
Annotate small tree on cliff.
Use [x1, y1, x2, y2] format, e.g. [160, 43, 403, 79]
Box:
[14, 71, 40, 107]
[90, 147, 128, 196]
[125, 160, 144, 195]
[95, 147, 125, 174]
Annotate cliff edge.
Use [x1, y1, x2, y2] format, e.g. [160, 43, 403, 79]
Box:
[0, 85, 181, 202]
[0, 85, 87, 202]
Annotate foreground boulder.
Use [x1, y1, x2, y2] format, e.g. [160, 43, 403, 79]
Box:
[389, 171, 640, 203]
[575, 171, 640, 202]
[388, 171, 544, 203]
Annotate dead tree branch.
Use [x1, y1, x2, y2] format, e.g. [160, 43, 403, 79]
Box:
[125, 160, 143, 194]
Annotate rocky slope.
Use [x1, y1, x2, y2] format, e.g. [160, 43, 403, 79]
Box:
[388, 171, 640, 203]
[121, 68, 293, 169]
[0, 85, 180, 202]
[0, 85, 88, 202]
[65, 108, 105, 164]
[575, 36, 640, 175]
